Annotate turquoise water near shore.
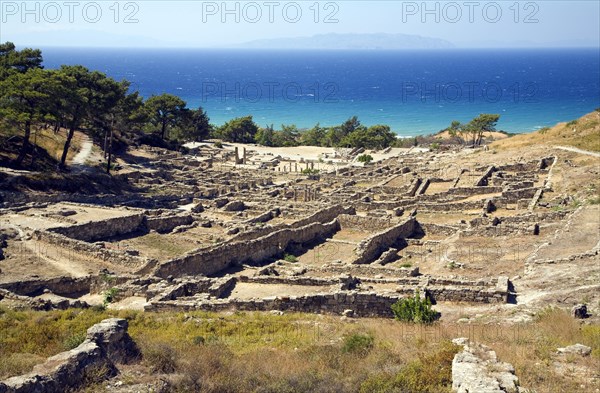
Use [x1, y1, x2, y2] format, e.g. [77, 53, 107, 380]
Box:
[41, 47, 600, 136]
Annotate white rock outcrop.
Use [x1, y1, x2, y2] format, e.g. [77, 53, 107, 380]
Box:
[452, 338, 521, 393]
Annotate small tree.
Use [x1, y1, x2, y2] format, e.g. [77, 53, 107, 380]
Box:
[357, 154, 373, 164]
[216, 115, 258, 143]
[391, 291, 438, 324]
[144, 93, 187, 140]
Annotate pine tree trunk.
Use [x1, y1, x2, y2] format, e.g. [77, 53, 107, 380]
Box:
[59, 119, 77, 170]
[15, 120, 31, 166]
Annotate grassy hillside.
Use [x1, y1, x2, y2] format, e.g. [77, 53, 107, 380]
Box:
[0, 125, 85, 171]
[492, 110, 600, 152]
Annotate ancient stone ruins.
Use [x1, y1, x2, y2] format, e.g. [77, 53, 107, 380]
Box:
[1, 142, 599, 391]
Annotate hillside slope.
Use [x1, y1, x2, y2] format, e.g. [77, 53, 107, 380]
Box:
[492, 110, 600, 152]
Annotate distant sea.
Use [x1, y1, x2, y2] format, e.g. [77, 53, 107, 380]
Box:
[41, 48, 600, 136]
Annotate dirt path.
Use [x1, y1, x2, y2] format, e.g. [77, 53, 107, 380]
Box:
[554, 145, 600, 158]
[70, 134, 98, 173]
[72, 135, 93, 165]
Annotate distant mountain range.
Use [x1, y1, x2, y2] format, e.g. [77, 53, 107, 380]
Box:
[236, 33, 455, 50]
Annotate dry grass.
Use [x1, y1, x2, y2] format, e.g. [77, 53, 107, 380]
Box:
[0, 125, 84, 170]
[491, 111, 600, 152]
[1, 307, 598, 392]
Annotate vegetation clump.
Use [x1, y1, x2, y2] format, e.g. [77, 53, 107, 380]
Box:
[391, 291, 439, 324]
[357, 154, 373, 163]
[342, 333, 374, 356]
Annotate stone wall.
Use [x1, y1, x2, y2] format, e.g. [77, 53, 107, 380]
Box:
[144, 214, 194, 233]
[146, 290, 404, 318]
[155, 219, 341, 278]
[231, 204, 353, 242]
[239, 275, 337, 286]
[290, 205, 355, 228]
[0, 276, 92, 297]
[33, 230, 149, 268]
[501, 187, 539, 202]
[352, 218, 416, 264]
[48, 214, 145, 242]
[418, 222, 459, 236]
[0, 191, 188, 209]
[338, 214, 393, 231]
[0, 319, 139, 393]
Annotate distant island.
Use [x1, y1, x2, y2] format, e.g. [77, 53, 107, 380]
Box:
[235, 33, 454, 50]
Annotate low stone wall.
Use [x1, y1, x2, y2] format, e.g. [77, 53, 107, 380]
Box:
[354, 200, 416, 212]
[0, 288, 87, 310]
[231, 205, 353, 242]
[0, 319, 139, 393]
[469, 211, 568, 227]
[144, 214, 193, 233]
[315, 264, 420, 278]
[501, 187, 539, 201]
[418, 200, 486, 212]
[146, 290, 404, 318]
[338, 214, 392, 231]
[426, 286, 506, 303]
[474, 166, 496, 186]
[407, 178, 422, 197]
[34, 230, 149, 268]
[244, 209, 279, 224]
[419, 222, 459, 236]
[290, 205, 355, 228]
[448, 186, 503, 196]
[155, 219, 341, 278]
[0, 276, 92, 297]
[208, 277, 237, 298]
[239, 275, 336, 286]
[48, 213, 145, 242]
[352, 218, 416, 264]
[416, 178, 430, 195]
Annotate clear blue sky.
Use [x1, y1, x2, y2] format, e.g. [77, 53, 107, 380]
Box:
[1, 0, 599, 48]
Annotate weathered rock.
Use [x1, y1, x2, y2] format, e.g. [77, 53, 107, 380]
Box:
[452, 338, 521, 393]
[571, 304, 589, 319]
[85, 318, 140, 364]
[223, 201, 246, 212]
[0, 318, 138, 393]
[214, 198, 229, 208]
[191, 203, 204, 213]
[339, 274, 360, 290]
[557, 343, 592, 357]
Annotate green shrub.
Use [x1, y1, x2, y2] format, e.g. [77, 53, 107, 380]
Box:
[391, 291, 439, 324]
[102, 288, 119, 306]
[538, 127, 550, 135]
[193, 335, 206, 345]
[214, 141, 223, 148]
[283, 253, 298, 263]
[566, 120, 578, 127]
[357, 154, 373, 163]
[342, 333, 374, 356]
[63, 332, 86, 350]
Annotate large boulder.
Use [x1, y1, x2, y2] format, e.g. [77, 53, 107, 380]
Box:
[223, 200, 246, 212]
[452, 338, 521, 393]
[571, 304, 589, 319]
[0, 318, 139, 393]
